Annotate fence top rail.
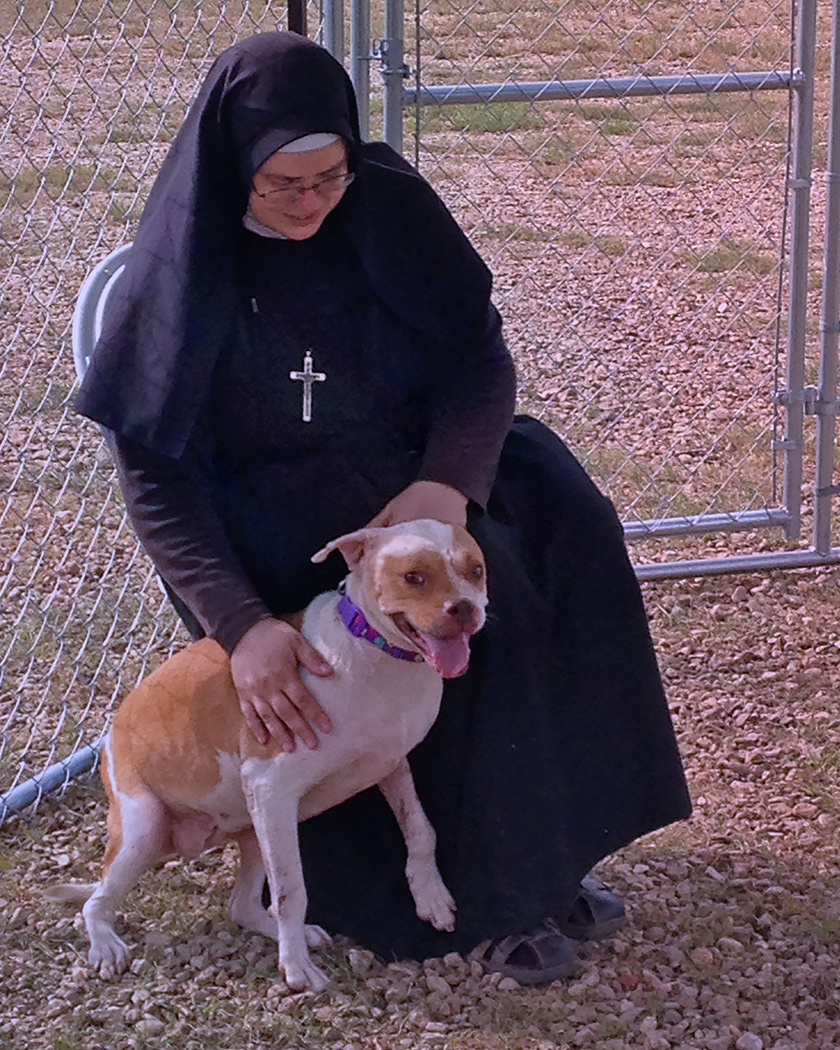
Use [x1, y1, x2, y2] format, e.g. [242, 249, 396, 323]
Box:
[634, 547, 840, 581]
[404, 70, 802, 107]
[623, 509, 792, 541]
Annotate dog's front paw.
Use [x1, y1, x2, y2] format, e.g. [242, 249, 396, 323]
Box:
[88, 930, 132, 979]
[278, 953, 331, 993]
[412, 875, 457, 932]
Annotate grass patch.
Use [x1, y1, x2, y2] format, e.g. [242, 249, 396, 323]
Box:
[51, 1035, 84, 1050]
[558, 229, 590, 249]
[640, 167, 689, 187]
[604, 166, 686, 187]
[602, 117, 638, 135]
[106, 199, 145, 225]
[681, 237, 778, 275]
[102, 123, 136, 144]
[422, 101, 542, 134]
[594, 233, 626, 256]
[1, 164, 134, 204]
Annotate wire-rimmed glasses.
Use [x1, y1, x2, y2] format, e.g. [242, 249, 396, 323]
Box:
[252, 171, 355, 204]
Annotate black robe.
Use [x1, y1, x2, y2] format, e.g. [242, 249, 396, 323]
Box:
[301, 420, 691, 958]
[74, 30, 691, 960]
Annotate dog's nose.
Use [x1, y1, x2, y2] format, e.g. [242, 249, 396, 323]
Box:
[448, 599, 475, 625]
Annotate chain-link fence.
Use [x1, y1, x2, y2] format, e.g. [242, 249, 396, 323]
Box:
[398, 0, 819, 560]
[1, 0, 836, 820]
[0, 2, 291, 821]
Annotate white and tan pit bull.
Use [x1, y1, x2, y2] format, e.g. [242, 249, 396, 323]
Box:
[46, 519, 487, 992]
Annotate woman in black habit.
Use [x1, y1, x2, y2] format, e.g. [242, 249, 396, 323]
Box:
[76, 31, 691, 984]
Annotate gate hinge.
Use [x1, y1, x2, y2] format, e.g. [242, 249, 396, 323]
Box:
[371, 38, 411, 78]
[773, 386, 840, 415]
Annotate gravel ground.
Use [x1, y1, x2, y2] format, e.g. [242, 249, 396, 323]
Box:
[2, 564, 840, 1050]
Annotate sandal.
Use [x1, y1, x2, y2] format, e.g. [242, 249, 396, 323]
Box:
[557, 876, 626, 942]
[480, 920, 581, 986]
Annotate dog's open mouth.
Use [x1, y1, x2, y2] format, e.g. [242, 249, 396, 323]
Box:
[391, 614, 473, 679]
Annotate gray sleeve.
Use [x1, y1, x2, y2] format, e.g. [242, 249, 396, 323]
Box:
[111, 433, 272, 653]
[418, 307, 517, 507]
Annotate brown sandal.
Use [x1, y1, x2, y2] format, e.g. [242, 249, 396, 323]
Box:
[480, 920, 581, 986]
[558, 876, 626, 941]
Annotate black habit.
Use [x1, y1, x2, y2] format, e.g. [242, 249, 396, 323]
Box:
[75, 31, 691, 961]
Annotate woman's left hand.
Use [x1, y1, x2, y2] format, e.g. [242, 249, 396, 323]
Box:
[367, 480, 468, 528]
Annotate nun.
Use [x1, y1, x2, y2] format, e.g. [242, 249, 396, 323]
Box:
[76, 30, 691, 984]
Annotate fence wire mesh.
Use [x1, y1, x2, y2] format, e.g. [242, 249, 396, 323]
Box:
[0, 0, 831, 819]
[407, 0, 809, 534]
[0, 2, 293, 819]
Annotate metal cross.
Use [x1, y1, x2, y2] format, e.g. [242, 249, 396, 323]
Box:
[289, 350, 326, 423]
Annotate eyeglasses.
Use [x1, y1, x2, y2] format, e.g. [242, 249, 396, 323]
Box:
[252, 170, 355, 204]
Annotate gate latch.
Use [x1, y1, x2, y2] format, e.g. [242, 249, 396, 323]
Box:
[773, 386, 840, 415]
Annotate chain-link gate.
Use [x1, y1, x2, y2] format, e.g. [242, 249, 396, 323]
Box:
[365, 0, 840, 581]
[1, 0, 839, 821]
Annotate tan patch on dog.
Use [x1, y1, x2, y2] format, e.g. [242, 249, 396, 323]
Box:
[373, 551, 459, 626]
[372, 529, 487, 634]
[450, 525, 486, 581]
[108, 639, 251, 806]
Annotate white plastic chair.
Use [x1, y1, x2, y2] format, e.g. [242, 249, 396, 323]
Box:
[71, 241, 203, 637]
[71, 242, 133, 382]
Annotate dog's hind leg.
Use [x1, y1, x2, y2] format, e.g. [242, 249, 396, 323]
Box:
[228, 829, 331, 949]
[83, 789, 168, 979]
[379, 759, 456, 932]
[228, 828, 277, 940]
[242, 763, 330, 992]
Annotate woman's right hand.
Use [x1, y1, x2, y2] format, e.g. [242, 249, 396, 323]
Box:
[230, 617, 333, 749]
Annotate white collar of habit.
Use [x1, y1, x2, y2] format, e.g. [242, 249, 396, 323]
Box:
[242, 206, 289, 240]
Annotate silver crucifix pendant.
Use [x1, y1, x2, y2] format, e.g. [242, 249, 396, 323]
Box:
[289, 350, 326, 423]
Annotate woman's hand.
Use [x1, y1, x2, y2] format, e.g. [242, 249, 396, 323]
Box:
[230, 617, 333, 748]
[367, 480, 468, 528]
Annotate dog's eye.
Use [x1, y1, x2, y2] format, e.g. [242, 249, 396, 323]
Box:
[404, 571, 426, 586]
[470, 564, 484, 580]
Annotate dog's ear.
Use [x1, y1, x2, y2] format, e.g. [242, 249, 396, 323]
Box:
[311, 527, 383, 568]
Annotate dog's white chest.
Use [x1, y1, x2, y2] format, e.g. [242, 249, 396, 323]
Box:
[239, 598, 443, 820]
[291, 663, 440, 820]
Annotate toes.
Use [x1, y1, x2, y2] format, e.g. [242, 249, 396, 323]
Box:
[280, 958, 331, 993]
[415, 883, 457, 931]
[435, 911, 457, 932]
[426, 901, 457, 932]
[89, 934, 131, 979]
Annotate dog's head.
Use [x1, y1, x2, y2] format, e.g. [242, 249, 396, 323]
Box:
[312, 519, 487, 678]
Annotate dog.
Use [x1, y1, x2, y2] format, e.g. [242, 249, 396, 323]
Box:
[45, 518, 487, 992]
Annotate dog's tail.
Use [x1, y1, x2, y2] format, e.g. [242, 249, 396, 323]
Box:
[43, 883, 98, 906]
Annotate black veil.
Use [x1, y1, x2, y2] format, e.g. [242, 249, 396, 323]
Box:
[76, 31, 494, 457]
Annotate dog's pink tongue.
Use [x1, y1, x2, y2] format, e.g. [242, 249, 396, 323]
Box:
[423, 633, 472, 678]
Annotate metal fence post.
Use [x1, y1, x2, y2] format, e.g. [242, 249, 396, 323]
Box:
[779, 0, 817, 540]
[288, 0, 306, 37]
[350, 0, 371, 141]
[813, 0, 840, 555]
[322, 0, 344, 62]
[381, 0, 406, 153]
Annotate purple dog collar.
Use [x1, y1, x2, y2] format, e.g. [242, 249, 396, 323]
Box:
[337, 593, 424, 663]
